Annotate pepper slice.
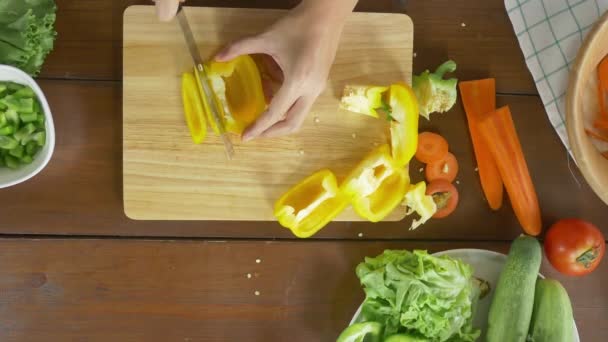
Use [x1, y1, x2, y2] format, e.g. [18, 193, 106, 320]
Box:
[181, 72, 207, 144]
[403, 181, 437, 230]
[388, 83, 419, 167]
[341, 144, 410, 222]
[274, 169, 348, 238]
[202, 55, 267, 135]
[339, 85, 390, 118]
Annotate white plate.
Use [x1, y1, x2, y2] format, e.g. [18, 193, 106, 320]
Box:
[350, 249, 580, 342]
[0, 65, 55, 188]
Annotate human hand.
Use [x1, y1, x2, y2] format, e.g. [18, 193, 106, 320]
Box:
[215, 0, 357, 141]
[153, 0, 185, 22]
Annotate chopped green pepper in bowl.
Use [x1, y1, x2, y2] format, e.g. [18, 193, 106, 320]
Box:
[0, 65, 55, 188]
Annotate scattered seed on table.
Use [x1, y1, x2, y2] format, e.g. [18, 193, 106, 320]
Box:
[298, 150, 304, 156]
[413, 52, 417, 58]
[456, 180, 460, 185]
[254, 290, 260, 296]
[474, 167, 479, 172]
[314, 116, 320, 124]
[461, 22, 466, 27]
[358, 232, 363, 238]
[373, 142, 379, 146]
[352, 133, 357, 139]
[419, 167, 424, 173]
[255, 259, 261, 264]
[246, 273, 252, 279]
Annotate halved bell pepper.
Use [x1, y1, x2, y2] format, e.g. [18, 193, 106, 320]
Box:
[403, 181, 437, 230]
[181, 72, 207, 144]
[274, 169, 348, 238]
[203, 55, 267, 135]
[341, 144, 410, 222]
[388, 83, 419, 167]
[336, 322, 383, 342]
[339, 85, 389, 118]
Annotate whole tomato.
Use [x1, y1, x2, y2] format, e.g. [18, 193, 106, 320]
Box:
[545, 219, 605, 276]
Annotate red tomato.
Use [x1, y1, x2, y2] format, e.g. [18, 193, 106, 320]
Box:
[425, 152, 459, 183]
[426, 179, 459, 219]
[545, 219, 605, 276]
[415, 132, 449, 164]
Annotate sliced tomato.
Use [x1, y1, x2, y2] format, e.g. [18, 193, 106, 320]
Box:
[425, 152, 459, 183]
[425, 179, 459, 219]
[415, 132, 449, 164]
[545, 219, 605, 276]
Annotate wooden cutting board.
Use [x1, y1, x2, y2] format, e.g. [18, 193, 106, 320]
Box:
[123, 6, 413, 221]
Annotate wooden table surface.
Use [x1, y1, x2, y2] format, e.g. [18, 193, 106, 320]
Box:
[0, 0, 606, 341]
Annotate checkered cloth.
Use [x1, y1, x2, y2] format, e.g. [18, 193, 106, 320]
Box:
[505, 0, 608, 152]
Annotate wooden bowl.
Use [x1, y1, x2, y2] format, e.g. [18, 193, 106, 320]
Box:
[567, 11, 608, 205]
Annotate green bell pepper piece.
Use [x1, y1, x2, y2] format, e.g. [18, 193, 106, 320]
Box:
[26, 141, 39, 156]
[384, 334, 429, 342]
[32, 131, 46, 146]
[0, 112, 6, 127]
[4, 155, 19, 169]
[5, 109, 19, 125]
[14, 123, 36, 143]
[20, 155, 33, 164]
[0, 136, 18, 150]
[9, 145, 23, 159]
[13, 87, 35, 98]
[0, 125, 15, 136]
[336, 322, 383, 342]
[19, 112, 37, 123]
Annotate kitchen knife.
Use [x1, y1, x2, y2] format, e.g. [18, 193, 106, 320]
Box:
[176, 6, 234, 160]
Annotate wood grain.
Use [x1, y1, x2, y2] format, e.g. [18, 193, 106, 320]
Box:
[123, 6, 413, 221]
[0, 81, 606, 238]
[0, 239, 604, 342]
[41, 0, 536, 94]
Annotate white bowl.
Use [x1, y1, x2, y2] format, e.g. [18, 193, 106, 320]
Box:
[0, 65, 55, 188]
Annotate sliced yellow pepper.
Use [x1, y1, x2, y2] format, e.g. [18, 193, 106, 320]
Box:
[274, 169, 348, 238]
[403, 181, 437, 230]
[341, 144, 410, 222]
[204, 55, 267, 135]
[339, 85, 389, 118]
[389, 83, 419, 167]
[181, 72, 207, 144]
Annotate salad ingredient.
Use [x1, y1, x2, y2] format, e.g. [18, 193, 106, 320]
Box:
[487, 236, 541, 342]
[585, 128, 608, 143]
[336, 322, 383, 342]
[388, 83, 419, 167]
[412, 60, 458, 120]
[354, 249, 480, 341]
[544, 218, 605, 276]
[459, 78, 503, 210]
[274, 169, 348, 238]
[205, 55, 267, 134]
[341, 144, 409, 222]
[0, 0, 57, 76]
[339, 85, 389, 118]
[0, 82, 46, 169]
[426, 179, 459, 218]
[596, 55, 608, 125]
[403, 181, 437, 230]
[415, 132, 448, 164]
[478, 106, 541, 236]
[181, 72, 207, 144]
[425, 152, 458, 183]
[528, 279, 574, 342]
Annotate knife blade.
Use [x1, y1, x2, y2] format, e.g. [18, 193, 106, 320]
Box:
[176, 6, 234, 160]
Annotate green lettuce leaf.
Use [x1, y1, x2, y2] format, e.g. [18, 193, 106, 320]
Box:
[355, 250, 480, 341]
[0, 0, 57, 76]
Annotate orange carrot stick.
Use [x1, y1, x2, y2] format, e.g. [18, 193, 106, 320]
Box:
[459, 79, 504, 210]
[478, 106, 542, 236]
[598, 56, 608, 121]
[602, 151, 608, 159]
[585, 129, 608, 143]
[593, 119, 608, 130]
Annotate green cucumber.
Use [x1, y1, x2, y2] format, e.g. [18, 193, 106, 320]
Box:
[528, 279, 574, 342]
[384, 334, 428, 342]
[486, 236, 542, 342]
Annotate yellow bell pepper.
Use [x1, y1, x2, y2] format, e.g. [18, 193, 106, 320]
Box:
[403, 181, 437, 230]
[339, 85, 389, 118]
[274, 169, 348, 238]
[388, 83, 419, 167]
[203, 55, 267, 135]
[181, 72, 207, 144]
[341, 144, 410, 222]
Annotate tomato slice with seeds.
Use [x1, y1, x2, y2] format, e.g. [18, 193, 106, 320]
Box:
[426, 152, 459, 183]
[426, 179, 459, 219]
[415, 132, 449, 164]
